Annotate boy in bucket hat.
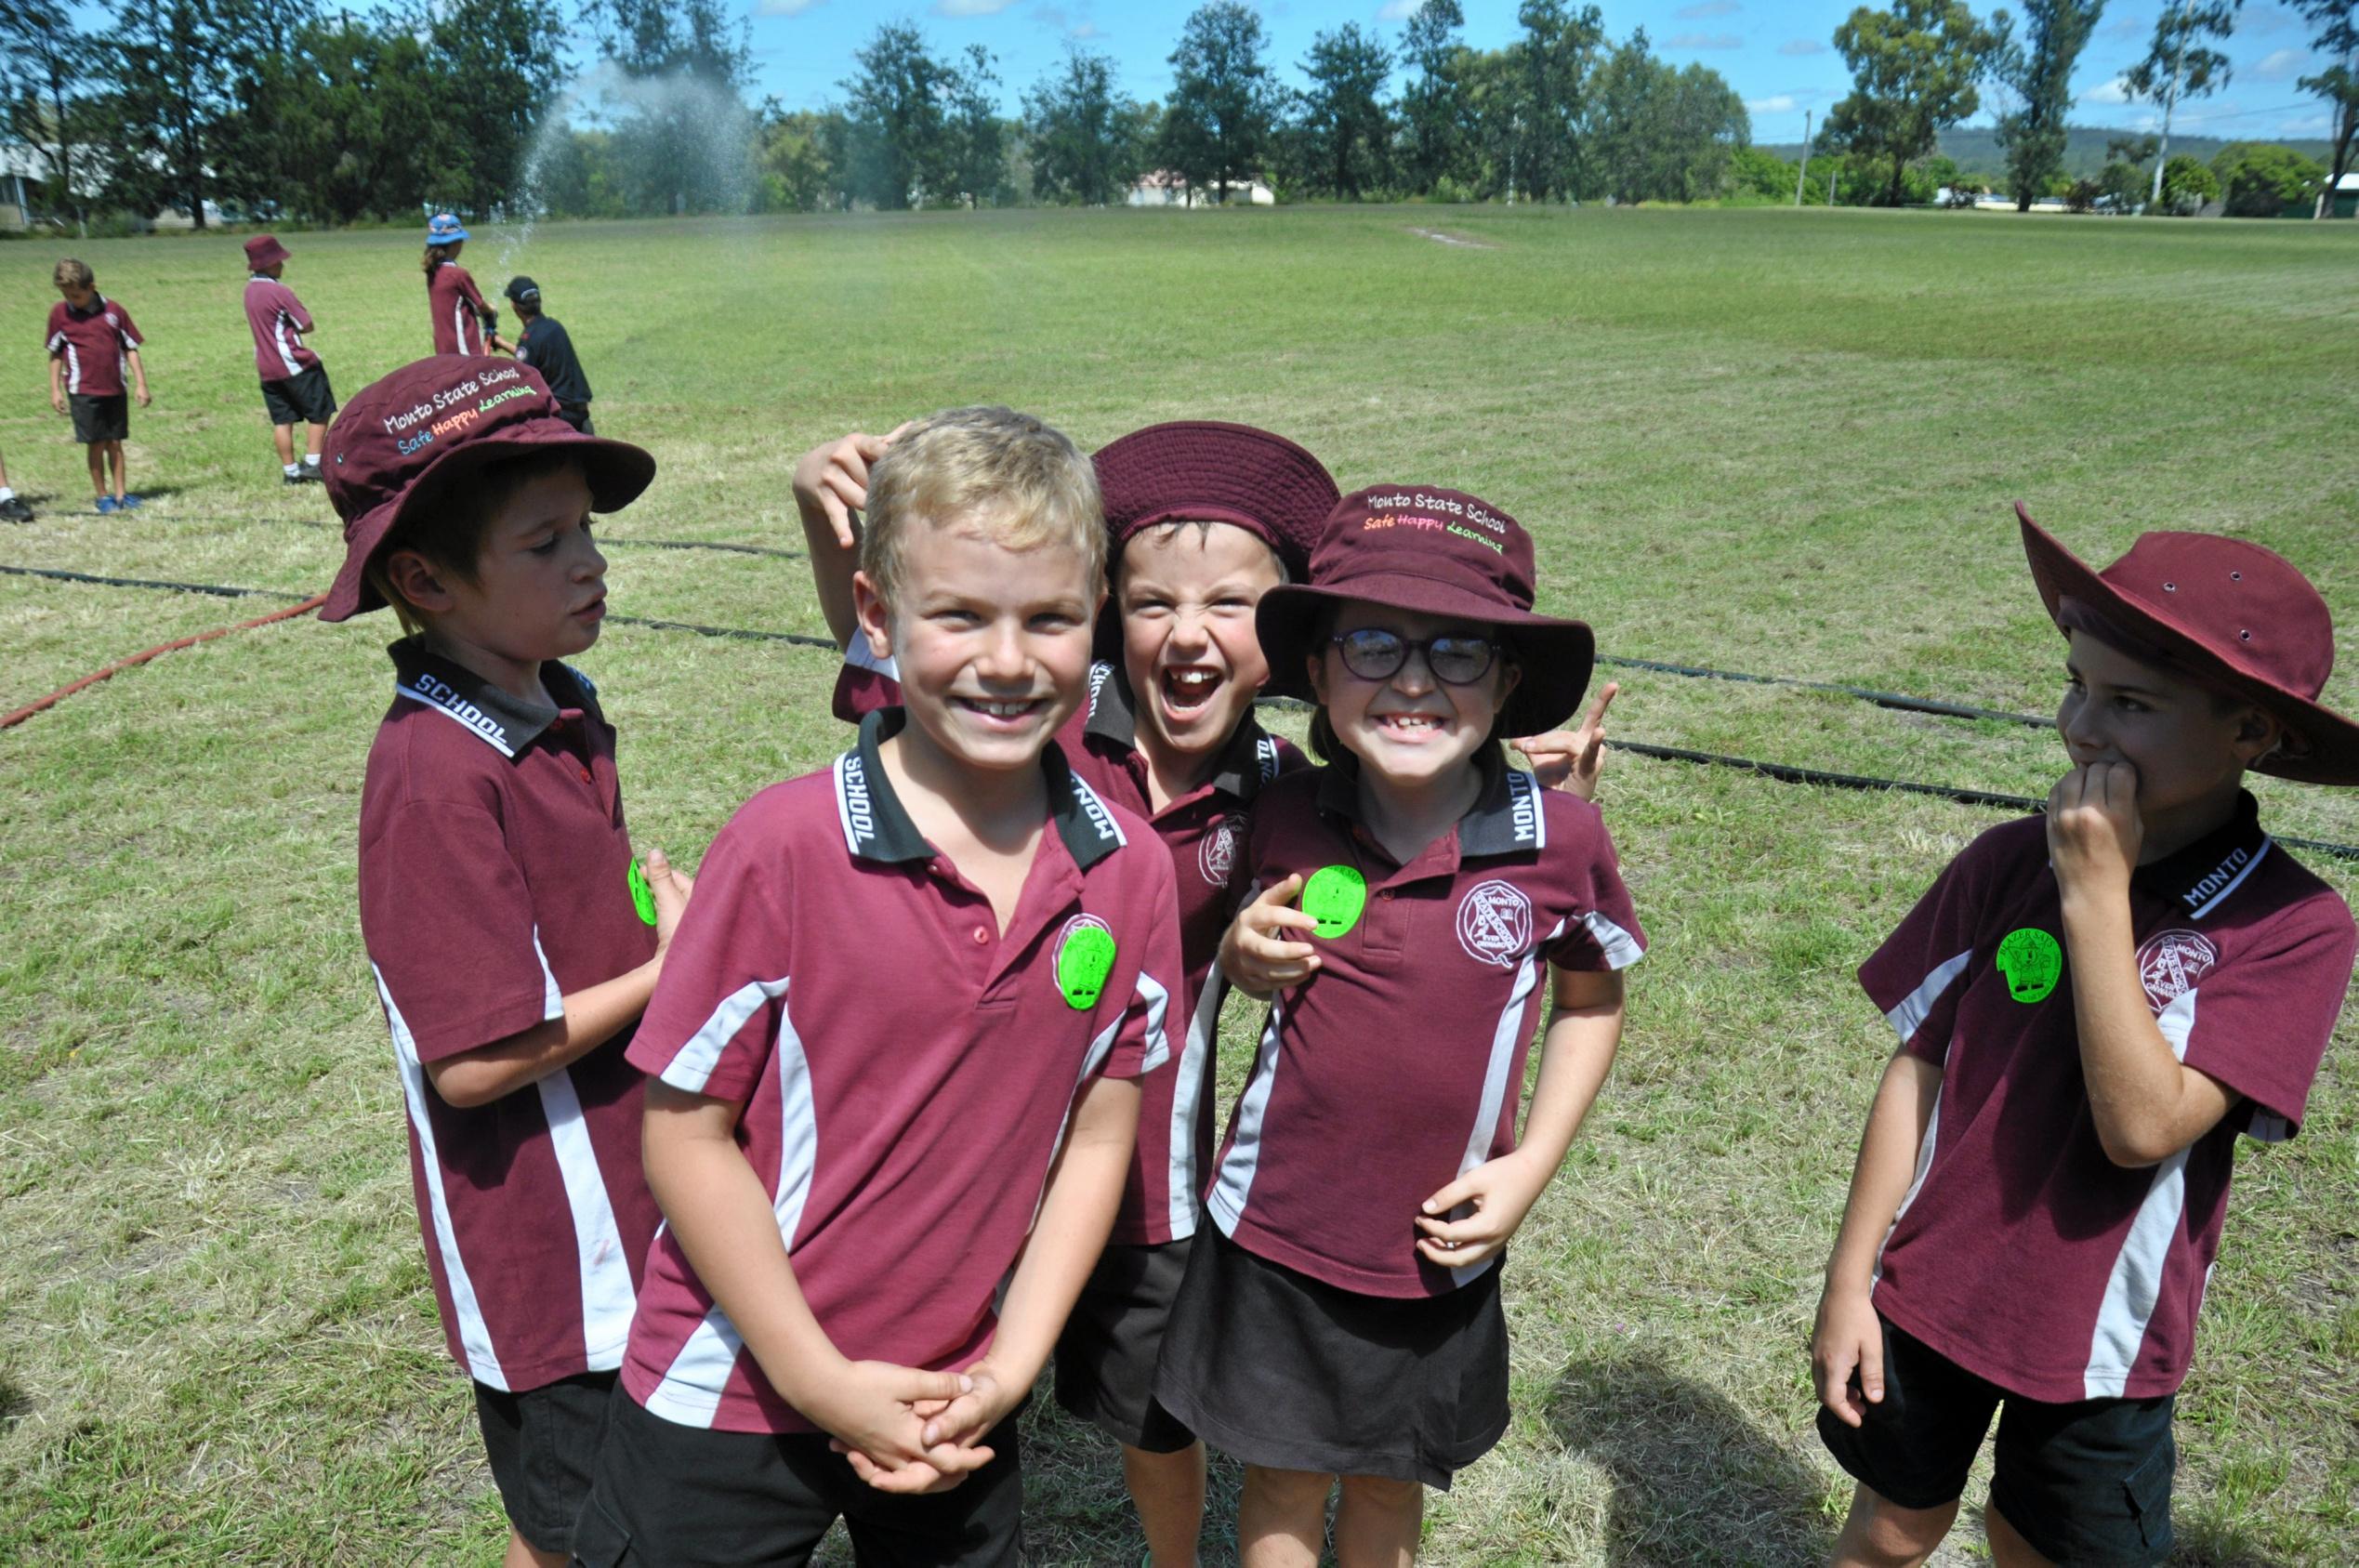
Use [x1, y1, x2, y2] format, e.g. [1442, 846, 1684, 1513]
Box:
[242, 234, 336, 485]
[323, 355, 687, 1568]
[1811, 508, 2359, 1568]
[1189, 485, 1641, 1562]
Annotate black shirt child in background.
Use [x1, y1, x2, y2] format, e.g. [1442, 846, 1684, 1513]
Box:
[505, 276, 595, 433]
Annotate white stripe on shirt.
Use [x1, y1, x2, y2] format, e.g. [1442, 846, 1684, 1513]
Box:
[2082, 988, 2199, 1398]
[1449, 919, 1560, 1286]
[1164, 962, 1229, 1239]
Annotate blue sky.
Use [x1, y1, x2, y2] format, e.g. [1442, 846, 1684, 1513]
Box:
[740, 0, 2344, 146]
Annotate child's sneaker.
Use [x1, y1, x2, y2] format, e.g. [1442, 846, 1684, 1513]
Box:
[94, 496, 118, 515]
[119, 494, 142, 509]
[0, 496, 33, 522]
[283, 470, 309, 486]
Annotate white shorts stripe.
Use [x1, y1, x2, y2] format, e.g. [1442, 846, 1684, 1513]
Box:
[375, 964, 508, 1390]
[1883, 948, 1975, 1047]
[1164, 964, 1230, 1239]
[660, 975, 792, 1096]
[1206, 994, 1286, 1237]
[648, 998, 819, 1426]
[2083, 989, 2199, 1398]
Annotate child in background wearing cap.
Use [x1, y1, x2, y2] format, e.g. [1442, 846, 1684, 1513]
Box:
[322, 355, 685, 1568]
[1812, 510, 2358, 1568]
[423, 216, 513, 358]
[505, 277, 595, 434]
[798, 426, 1616, 1567]
[575, 406, 1181, 1566]
[1186, 488, 1642, 1566]
[242, 234, 336, 485]
[46, 257, 149, 514]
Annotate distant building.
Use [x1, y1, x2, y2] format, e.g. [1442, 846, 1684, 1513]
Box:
[1127, 170, 1276, 207]
[2333, 170, 2359, 219]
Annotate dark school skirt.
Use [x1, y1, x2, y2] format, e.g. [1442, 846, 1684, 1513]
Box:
[1153, 1228, 1509, 1489]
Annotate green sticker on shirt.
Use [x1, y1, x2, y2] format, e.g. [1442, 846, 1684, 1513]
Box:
[628, 860, 658, 927]
[1057, 918, 1117, 1010]
[1301, 864, 1368, 939]
[1996, 927, 2062, 1004]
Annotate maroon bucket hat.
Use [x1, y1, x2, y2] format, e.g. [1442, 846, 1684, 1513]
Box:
[2019, 502, 2359, 785]
[1093, 420, 1339, 582]
[1257, 485, 1594, 737]
[318, 355, 654, 623]
[244, 234, 291, 270]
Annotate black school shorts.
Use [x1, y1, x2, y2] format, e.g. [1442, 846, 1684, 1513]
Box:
[571, 1385, 1022, 1567]
[1154, 1228, 1509, 1489]
[557, 402, 594, 435]
[260, 365, 336, 426]
[1053, 1236, 1196, 1453]
[473, 1370, 616, 1554]
[69, 393, 126, 444]
[1817, 1313, 2176, 1566]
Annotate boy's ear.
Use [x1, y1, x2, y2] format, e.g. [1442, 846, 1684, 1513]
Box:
[850, 569, 894, 662]
[2232, 707, 2284, 766]
[382, 548, 455, 614]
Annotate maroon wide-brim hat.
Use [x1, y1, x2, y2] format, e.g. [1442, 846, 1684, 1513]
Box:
[1093, 420, 1339, 582]
[244, 234, 291, 270]
[1258, 485, 1594, 737]
[2019, 502, 2359, 785]
[319, 355, 653, 623]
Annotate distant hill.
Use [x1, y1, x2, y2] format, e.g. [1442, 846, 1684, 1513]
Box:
[1761, 124, 2339, 183]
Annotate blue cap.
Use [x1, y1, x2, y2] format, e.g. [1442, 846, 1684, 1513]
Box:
[426, 214, 469, 244]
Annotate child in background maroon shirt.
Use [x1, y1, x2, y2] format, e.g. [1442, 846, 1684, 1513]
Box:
[46, 257, 148, 513]
[1812, 509, 2359, 1568]
[320, 355, 683, 1568]
[422, 214, 513, 358]
[1181, 487, 1642, 1565]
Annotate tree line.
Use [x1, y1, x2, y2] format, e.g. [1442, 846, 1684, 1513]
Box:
[3, 0, 2352, 230]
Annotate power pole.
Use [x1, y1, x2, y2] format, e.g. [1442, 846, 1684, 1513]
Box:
[2149, 0, 2190, 209]
[1795, 110, 1812, 205]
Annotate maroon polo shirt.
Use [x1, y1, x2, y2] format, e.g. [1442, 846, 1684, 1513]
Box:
[428, 262, 494, 356]
[1207, 758, 1646, 1298]
[1860, 794, 2356, 1403]
[834, 650, 1306, 1245]
[619, 708, 1183, 1434]
[358, 641, 662, 1393]
[244, 274, 320, 380]
[46, 296, 143, 397]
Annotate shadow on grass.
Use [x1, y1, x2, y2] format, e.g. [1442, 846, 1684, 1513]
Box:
[0, 1372, 29, 1427]
[1547, 1354, 1835, 1567]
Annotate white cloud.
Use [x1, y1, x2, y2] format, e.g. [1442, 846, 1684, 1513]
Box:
[1377, 0, 1419, 18]
[1071, 20, 1101, 37]
[2277, 112, 2330, 136]
[1746, 94, 1798, 113]
[2079, 74, 2132, 106]
[933, 0, 1016, 15]
[1778, 38, 1825, 56]
[756, 0, 823, 14]
[1667, 33, 1742, 49]
[2249, 47, 2306, 83]
[1677, 0, 1741, 16]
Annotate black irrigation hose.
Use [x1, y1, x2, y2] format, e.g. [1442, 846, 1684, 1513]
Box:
[1595, 654, 2052, 731]
[12, 561, 2358, 863]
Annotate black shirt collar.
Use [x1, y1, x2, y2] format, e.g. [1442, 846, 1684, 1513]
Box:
[841, 708, 1128, 872]
[389, 639, 594, 761]
[1082, 660, 1285, 804]
[65, 294, 108, 320]
[1312, 748, 1545, 860]
[2133, 790, 2273, 921]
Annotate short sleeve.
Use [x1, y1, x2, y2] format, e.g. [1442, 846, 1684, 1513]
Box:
[1098, 851, 1183, 1082]
[2177, 895, 2356, 1140]
[627, 811, 793, 1105]
[1858, 832, 2001, 1062]
[1539, 800, 1646, 972]
[114, 307, 143, 349]
[287, 292, 314, 333]
[362, 799, 561, 1063]
[831, 644, 903, 724]
[45, 310, 63, 356]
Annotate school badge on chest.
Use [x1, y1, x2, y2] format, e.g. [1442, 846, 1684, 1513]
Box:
[1199, 815, 1245, 887]
[2137, 929, 2218, 1012]
[1456, 879, 1533, 968]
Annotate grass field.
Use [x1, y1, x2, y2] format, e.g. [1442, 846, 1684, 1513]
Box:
[1, 204, 2355, 1565]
